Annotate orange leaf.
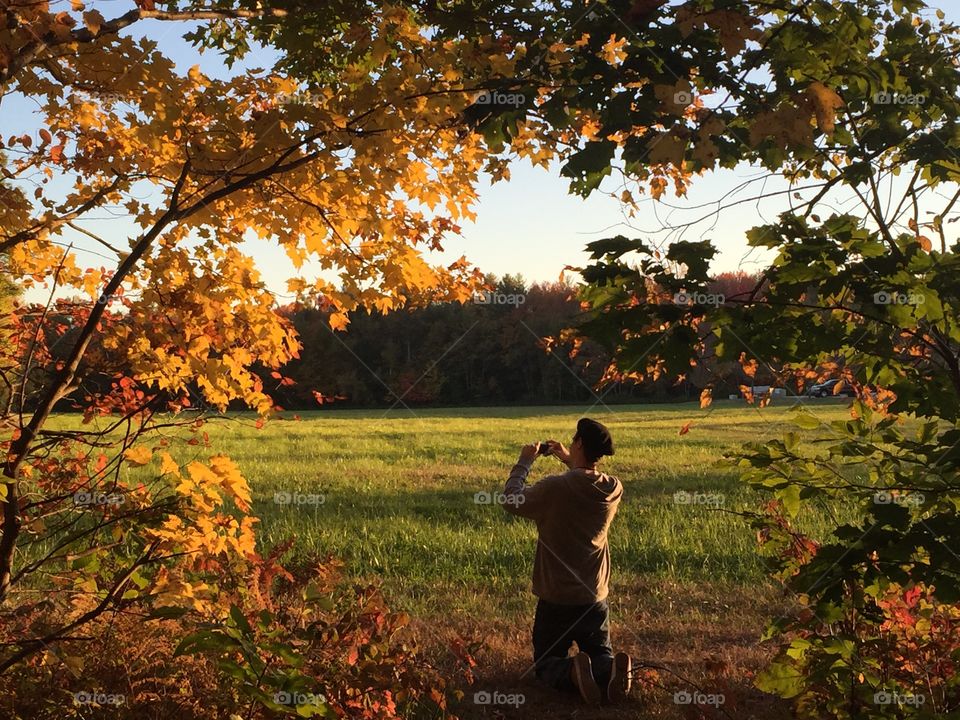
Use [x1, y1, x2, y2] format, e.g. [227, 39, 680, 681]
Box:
[805, 81, 844, 134]
[328, 312, 350, 331]
[679, 421, 693, 436]
[124, 445, 153, 466]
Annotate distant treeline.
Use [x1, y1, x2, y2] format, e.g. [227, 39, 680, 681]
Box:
[11, 271, 773, 412]
[256, 271, 771, 409]
[266, 275, 638, 408]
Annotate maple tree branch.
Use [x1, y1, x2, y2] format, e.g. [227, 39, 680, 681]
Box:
[0, 6, 288, 86]
[0, 204, 181, 602]
[64, 222, 122, 256]
[933, 185, 960, 254]
[169, 158, 192, 211]
[0, 178, 123, 254]
[11, 503, 164, 586]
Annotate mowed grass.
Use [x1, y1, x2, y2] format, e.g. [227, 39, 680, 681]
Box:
[197, 401, 852, 614]
[47, 400, 858, 718]
[48, 400, 854, 616]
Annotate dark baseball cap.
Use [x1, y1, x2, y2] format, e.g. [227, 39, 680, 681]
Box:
[576, 417, 614, 458]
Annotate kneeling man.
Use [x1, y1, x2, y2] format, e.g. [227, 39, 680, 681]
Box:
[502, 417, 630, 705]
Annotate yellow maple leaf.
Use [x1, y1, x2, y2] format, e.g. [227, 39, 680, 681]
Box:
[328, 311, 350, 331]
[209, 454, 252, 513]
[158, 451, 180, 477]
[124, 445, 153, 466]
[600, 35, 629, 66]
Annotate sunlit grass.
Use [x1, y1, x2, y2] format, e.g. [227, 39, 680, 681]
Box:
[47, 399, 856, 618]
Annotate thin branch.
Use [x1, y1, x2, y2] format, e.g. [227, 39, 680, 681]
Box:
[0, 541, 161, 674]
[0, 7, 288, 86]
[0, 179, 123, 254]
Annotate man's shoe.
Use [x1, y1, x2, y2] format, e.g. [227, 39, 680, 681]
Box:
[607, 652, 632, 703]
[570, 652, 602, 705]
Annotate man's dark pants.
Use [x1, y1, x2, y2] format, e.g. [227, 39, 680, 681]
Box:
[532, 597, 614, 692]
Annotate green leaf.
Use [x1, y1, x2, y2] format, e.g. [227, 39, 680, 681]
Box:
[147, 606, 191, 621]
[792, 412, 820, 430]
[756, 658, 806, 699]
[560, 141, 615, 196]
[779, 484, 803, 517]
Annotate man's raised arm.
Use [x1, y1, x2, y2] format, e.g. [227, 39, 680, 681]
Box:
[502, 442, 560, 519]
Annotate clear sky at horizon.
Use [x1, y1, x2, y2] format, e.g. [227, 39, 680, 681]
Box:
[10, 1, 960, 305]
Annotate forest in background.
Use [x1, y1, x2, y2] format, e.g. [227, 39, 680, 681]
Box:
[3, 268, 772, 411]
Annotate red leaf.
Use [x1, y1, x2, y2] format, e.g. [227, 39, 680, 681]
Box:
[904, 585, 923, 608]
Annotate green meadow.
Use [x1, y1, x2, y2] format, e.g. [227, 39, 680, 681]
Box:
[42, 400, 863, 717]
[62, 400, 853, 617]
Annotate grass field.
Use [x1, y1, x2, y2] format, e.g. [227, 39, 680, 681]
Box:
[52, 399, 857, 718]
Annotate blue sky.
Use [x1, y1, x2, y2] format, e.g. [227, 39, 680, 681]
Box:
[12, 1, 960, 304]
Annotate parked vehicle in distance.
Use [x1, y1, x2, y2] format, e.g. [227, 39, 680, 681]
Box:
[806, 378, 856, 398]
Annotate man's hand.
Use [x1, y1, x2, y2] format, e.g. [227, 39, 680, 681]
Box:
[544, 440, 573, 467]
[518, 443, 539, 466]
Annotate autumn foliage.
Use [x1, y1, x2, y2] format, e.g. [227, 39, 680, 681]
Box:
[5, 0, 960, 717]
[0, 0, 538, 713]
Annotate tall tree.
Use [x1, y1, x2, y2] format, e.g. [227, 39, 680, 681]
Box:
[571, 1, 960, 715]
[0, 0, 525, 686]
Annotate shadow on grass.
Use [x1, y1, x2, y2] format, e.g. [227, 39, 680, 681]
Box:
[252, 484, 768, 592]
